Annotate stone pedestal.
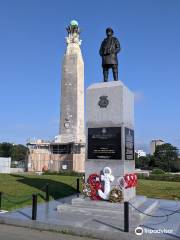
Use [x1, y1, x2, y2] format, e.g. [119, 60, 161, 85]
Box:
[85, 80, 135, 201]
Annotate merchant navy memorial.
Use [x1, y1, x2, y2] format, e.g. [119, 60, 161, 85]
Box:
[2, 20, 170, 238]
[28, 20, 139, 203]
[1, 11, 180, 239]
[54, 19, 141, 215]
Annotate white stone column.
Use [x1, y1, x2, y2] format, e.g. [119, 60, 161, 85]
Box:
[59, 24, 85, 144]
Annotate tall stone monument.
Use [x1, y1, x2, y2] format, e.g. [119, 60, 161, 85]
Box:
[58, 20, 85, 144]
[27, 21, 85, 173]
[85, 28, 136, 201]
[52, 20, 85, 172]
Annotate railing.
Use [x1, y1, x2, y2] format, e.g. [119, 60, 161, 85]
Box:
[124, 201, 180, 232]
[1, 178, 179, 233]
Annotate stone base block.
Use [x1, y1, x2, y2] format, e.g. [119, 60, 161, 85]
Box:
[85, 80, 136, 201]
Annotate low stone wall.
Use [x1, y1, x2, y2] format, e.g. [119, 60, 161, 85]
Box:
[135, 169, 150, 177]
[0, 157, 11, 173]
[10, 168, 25, 173]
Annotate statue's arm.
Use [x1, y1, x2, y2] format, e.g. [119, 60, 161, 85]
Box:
[115, 38, 121, 54]
[99, 42, 104, 57]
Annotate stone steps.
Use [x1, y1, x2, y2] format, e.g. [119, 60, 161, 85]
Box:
[71, 195, 147, 209]
[58, 195, 146, 213]
[57, 195, 159, 222]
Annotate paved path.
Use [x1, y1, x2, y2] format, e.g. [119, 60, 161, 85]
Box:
[0, 224, 96, 240]
[0, 195, 180, 240]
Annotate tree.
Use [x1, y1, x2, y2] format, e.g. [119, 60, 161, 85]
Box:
[0, 142, 28, 163]
[11, 144, 28, 162]
[135, 153, 151, 170]
[154, 143, 178, 172]
[148, 155, 156, 169]
[0, 142, 13, 157]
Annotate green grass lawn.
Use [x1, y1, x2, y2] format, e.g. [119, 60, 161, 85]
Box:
[0, 174, 78, 211]
[137, 179, 180, 200]
[0, 174, 180, 211]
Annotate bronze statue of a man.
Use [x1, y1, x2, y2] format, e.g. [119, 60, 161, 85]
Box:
[99, 28, 121, 82]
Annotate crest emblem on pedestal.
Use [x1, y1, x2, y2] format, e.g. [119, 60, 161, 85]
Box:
[98, 96, 109, 108]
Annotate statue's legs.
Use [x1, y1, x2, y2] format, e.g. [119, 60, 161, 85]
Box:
[112, 65, 118, 81]
[103, 66, 109, 82]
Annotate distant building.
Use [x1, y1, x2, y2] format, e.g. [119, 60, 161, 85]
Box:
[150, 139, 165, 155]
[0, 157, 11, 173]
[27, 139, 85, 173]
[135, 150, 147, 158]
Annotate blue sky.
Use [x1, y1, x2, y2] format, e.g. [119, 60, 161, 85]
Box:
[0, 0, 180, 152]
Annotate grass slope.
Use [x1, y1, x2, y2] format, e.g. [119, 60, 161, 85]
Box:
[0, 174, 77, 210]
[137, 179, 180, 200]
[0, 174, 179, 211]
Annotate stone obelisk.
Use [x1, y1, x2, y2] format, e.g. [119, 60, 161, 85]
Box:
[59, 20, 85, 144]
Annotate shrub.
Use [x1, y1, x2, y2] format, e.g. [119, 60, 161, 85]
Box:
[137, 173, 180, 182]
[152, 168, 165, 174]
[43, 170, 84, 177]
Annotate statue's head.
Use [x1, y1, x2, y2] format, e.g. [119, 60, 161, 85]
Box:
[106, 27, 114, 37]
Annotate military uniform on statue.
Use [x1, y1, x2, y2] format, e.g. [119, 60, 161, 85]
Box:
[99, 28, 121, 82]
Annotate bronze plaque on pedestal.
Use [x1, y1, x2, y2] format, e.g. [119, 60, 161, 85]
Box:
[88, 127, 121, 160]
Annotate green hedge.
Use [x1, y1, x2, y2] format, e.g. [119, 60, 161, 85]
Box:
[137, 173, 180, 182]
[151, 168, 166, 174]
[43, 170, 84, 177]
